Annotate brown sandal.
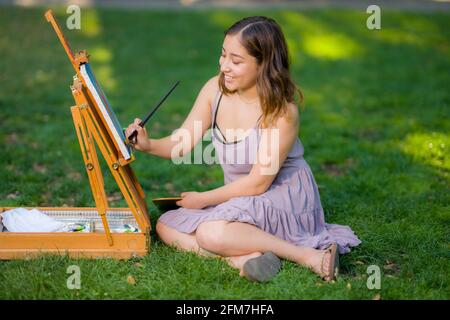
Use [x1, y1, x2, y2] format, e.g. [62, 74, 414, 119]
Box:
[321, 243, 339, 282]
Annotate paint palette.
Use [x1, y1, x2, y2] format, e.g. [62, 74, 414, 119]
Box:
[152, 197, 182, 212]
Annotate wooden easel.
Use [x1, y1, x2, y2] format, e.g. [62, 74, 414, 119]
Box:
[44, 9, 151, 241]
[0, 10, 151, 259]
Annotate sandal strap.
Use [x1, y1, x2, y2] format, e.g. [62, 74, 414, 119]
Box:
[320, 249, 328, 278]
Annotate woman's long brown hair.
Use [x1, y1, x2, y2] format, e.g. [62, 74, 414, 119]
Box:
[218, 16, 303, 128]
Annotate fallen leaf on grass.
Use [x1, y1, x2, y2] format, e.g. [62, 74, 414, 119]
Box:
[5, 133, 19, 144]
[127, 275, 136, 285]
[33, 163, 47, 174]
[7, 192, 20, 199]
[372, 293, 381, 300]
[384, 262, 398, 271]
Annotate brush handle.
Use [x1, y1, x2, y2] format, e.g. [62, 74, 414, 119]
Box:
[127, 81, 180, 145]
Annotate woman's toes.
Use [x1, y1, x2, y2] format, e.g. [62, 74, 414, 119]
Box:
[308, 250, 328, 278]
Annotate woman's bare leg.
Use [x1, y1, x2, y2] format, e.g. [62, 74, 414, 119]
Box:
[195, 220, 333, 277]
[156, 220, 204, 254]
[156, 221, 262, 273]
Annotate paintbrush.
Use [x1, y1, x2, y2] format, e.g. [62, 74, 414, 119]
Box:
[126, 80, 180, 146]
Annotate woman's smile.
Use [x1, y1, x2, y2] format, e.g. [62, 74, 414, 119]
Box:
[224, 74, 234, 82]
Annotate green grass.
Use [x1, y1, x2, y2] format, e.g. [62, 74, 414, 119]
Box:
[0, 6, 449, 299]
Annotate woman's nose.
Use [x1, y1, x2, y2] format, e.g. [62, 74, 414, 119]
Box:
[220, 60, 231, 73]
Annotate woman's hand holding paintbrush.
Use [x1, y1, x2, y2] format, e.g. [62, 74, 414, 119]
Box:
[125, 81, 180, 151]
[125, 118, 152, 151]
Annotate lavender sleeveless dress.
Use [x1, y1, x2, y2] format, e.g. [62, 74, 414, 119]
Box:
[158, 92, 361, 254]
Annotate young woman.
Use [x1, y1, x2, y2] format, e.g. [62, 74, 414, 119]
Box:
[125, 16, 361, 282]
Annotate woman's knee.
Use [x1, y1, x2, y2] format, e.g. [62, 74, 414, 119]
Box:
[155, 220, 196, 251]
[155, 220, 178, 245]
[155, 221, 168, 242]
[195, 221, 228, 253]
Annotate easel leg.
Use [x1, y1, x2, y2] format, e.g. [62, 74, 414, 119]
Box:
[81, 107, 151, 235]
[71, 106, 114, 246]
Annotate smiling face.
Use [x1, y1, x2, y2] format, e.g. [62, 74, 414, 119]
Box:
[219, 34, 260, 92]
[218, 16, 302, 128]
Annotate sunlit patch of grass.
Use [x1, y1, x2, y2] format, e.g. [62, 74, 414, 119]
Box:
[89, 46, 112, 63]
[282, 11, 363, 61]
[81, 9, 102, 38]
[303, 33, 362, 60]
[209, 10, 240, 30]
[400, 132, 449, 170]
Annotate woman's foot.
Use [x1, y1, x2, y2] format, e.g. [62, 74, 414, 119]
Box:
[225, 252, 262, 271]
[307, 243, 339, 282]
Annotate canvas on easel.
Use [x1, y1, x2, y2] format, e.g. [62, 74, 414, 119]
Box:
[0, 10, 151, 260]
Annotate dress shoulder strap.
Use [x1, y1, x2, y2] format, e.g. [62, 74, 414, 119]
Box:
[212, 91, 223, 127]
[211, 90, 222, 122]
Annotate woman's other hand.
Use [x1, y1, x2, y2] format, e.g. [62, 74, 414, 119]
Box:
[176, 191, 209, 209]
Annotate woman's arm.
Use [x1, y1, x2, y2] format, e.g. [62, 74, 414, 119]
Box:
[125, 76, 218, 159]
[201, 173, 271, 206]
[178, 104, 300, 209]
[146, 135, 185, 159]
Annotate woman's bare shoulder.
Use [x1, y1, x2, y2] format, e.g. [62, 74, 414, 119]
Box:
[277, 102, 299, 128]
[206, 75, 220, 93]
[287, 102, 300, 118]
[199, 75, 220, 107]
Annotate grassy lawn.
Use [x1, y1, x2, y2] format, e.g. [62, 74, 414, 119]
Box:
[0, 6, 448, 299]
